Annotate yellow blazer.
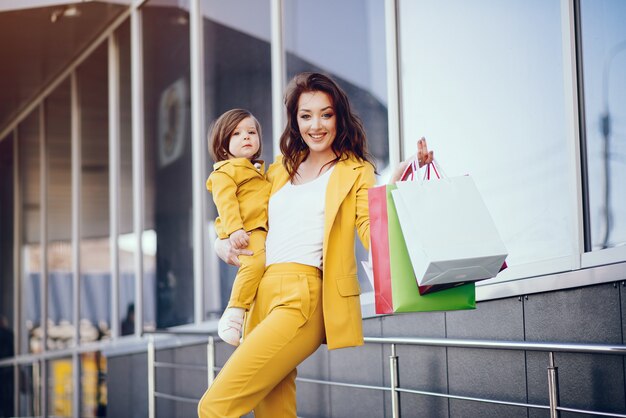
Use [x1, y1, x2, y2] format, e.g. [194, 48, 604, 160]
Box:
[267, 155, 375, 349]
[206, 158, 271, 239]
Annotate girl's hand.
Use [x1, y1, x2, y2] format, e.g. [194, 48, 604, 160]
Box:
[215, 237, 253, 267]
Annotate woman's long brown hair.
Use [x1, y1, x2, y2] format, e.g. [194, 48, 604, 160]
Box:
[279, 72, 375, 179]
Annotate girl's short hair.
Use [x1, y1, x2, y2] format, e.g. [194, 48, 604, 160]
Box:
[279, 72, 374, 179]
[208, 109, 262, 162]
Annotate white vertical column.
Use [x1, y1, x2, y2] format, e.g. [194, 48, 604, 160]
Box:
[270, 0, 285, 157]
[38, 102, 48, 418]
[385, 0, 402, 165]
[560, 0, 584, 270]
[70, 70, 82, 418]
[190, 0, 207, 324]
[131, 3, 145, 337]
[108, 33, 121, 339]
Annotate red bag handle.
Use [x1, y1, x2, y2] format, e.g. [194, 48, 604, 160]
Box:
[400, 158, 441, 182]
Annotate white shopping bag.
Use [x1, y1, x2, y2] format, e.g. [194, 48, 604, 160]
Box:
[391, 160, 508, 287]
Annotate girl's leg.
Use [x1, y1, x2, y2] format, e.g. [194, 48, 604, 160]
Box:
[197, 264, 324, 418]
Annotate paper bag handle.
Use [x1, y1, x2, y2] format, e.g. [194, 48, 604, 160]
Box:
[400, 158, 445, 182]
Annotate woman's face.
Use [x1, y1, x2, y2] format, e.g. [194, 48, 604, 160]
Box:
[297, 91, 337, 159]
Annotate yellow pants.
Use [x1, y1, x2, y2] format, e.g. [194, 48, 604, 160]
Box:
[198, 263, 324, 418]
[227, 229, 267, 310]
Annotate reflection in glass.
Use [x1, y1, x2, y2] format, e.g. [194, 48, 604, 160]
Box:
[79, 42, 112, 344]
[48, 358, 73, 417]
[399, 0, 571, 267]
[143, 1, 192, 328]
[19, 363, 39, 417]
[0, 365, 15, 417]
[201, 0, 272, 314]
[284, 0, 389, 175]
[580, 0, 626, 250]
[117, 20, 137, 336]
[45, 80, 75, 349]
[19, 109, 41, 355]
[0, 133, 15, 366]
[81, 352, 107, 417]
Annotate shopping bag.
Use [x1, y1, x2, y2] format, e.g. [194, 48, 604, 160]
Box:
[368, 185, 394, 314]
[392, 160, 508, 288]
[369, 183, 476, 314]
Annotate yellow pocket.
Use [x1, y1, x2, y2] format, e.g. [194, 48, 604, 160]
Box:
[336, 275, 361, 296]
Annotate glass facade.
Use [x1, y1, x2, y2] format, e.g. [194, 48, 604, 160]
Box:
[117, 20, 137, 337]
[19, 109, 41, 355]
[78, 43, 112, 344]
[45, 79, 75, 350]
[142, 1, 192, 329]
[201, 0, 273, 315]
[0, 1, 625, 415]
[580, 0, 626, 251]
[47, 357, 73, 417]
[399, 0, 572, 270]
[284, 0, 390, 176]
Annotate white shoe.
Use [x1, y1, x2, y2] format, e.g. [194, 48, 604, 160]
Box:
[218, 308, 244, 346]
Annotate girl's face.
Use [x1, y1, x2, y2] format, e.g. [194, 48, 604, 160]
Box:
[228, 116, 260, 160]
[297, 91, 337, 159]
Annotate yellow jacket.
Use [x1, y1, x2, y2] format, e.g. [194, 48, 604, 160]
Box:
[267, 155, 375, 349]
[206, 158, 271, 239]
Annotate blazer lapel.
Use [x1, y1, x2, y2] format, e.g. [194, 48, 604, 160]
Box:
[323, 158, 361, 262]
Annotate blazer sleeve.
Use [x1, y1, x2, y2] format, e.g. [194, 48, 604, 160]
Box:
[206, 171, 244, 238]
[355, 163, 376, 250]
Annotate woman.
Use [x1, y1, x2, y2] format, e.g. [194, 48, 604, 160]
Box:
[198, 72, 433, 418]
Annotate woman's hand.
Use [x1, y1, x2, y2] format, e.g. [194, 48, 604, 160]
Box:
[389, 137, 434, 183]
[215, 236, 253, 267]
[416, 137, 434, 168]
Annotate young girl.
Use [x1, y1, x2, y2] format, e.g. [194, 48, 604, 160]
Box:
[199, 74, 432, 418]
[206, 108, 271, 346]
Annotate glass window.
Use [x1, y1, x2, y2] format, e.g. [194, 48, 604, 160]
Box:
[19, 363, 39, 417]
[117, 20, 137, 336]
[0, 365, 14, 417]
[78, 43, 111, 344]
[19, 109, 41, 355]
[46, 80, 75, 349]
[398, 0, 573, 270]
[284, 0, 390, 304]
[284, 0, 390, 175]
[48, 357, 73, 417]
[201, 0, 272, 316]
[142, 1, 192, 329]
[81, 351, 107, 417]
[579, 0, 626, 251]
[0, 133, 15, 360]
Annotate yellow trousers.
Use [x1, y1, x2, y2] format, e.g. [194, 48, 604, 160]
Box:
[227, 229, 267, 310]
[198, 263, 324, 418]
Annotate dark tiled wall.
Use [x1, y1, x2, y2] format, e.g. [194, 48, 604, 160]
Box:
[107, 282, 626, 418]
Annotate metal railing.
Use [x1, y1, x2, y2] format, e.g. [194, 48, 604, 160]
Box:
[145, 330, 626, 418]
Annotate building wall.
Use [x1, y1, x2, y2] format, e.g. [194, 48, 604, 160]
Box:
[107, 279, 626, 418]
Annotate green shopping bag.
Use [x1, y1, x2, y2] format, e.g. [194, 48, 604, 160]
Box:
[386, 184, 476, 313]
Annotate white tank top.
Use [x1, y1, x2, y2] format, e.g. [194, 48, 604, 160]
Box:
[265, 166, 335, 269]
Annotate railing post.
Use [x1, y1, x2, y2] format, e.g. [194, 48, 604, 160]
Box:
[389, 343, 400, 418]
[148, 336, 156, 418]
[548, 351, 560, 418]
[207, 336, 215, 387]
